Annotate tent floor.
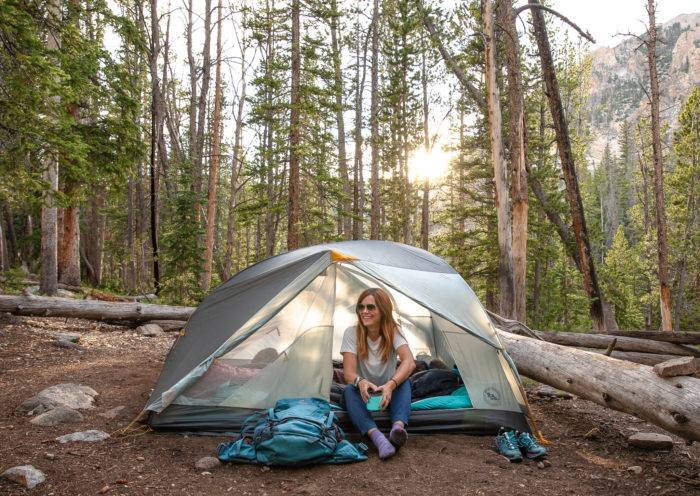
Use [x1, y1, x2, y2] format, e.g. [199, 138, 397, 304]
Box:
[147, 405, 530, 435]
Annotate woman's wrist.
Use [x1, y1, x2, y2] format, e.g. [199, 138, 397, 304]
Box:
[388, 378, 398, 389]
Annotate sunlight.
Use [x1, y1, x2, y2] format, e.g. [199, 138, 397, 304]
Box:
[408, 147, 452, 183]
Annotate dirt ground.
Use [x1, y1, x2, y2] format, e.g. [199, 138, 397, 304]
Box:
[0, 315, 698, 496]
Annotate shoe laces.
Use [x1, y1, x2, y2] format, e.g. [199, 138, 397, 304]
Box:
[517, 432, 538, 449]
[498, 430, 519, 451]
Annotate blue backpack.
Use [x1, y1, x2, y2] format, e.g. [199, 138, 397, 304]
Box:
[217, 398, 367, 466]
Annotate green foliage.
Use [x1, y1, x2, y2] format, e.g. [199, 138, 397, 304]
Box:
[599, 227, 644, 329]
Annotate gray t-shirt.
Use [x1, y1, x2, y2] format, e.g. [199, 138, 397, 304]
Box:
[340, 325, 409, 386]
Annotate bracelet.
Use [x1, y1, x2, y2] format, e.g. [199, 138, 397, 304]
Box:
[353, 376, 364, 388]
[389, 378, 399, 388]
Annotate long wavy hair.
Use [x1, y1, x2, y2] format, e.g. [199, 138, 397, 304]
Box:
[355, 288, 399, 363]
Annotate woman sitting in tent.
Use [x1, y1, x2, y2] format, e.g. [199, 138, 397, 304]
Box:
[341, 287, 416, 460]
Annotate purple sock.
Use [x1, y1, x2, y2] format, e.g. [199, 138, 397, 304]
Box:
[389, 423, 407, 448]
[368, 429, 396, 460]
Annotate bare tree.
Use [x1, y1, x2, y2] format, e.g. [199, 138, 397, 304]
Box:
[483, 0, 515, 318]
[645, 0, 673, 331]
[499, 0, 528, 323]
[528, 0, 617, 331]
[352, 9, 370, 240]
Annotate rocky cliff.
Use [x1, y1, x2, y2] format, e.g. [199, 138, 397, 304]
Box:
[587, 12, 700, 160]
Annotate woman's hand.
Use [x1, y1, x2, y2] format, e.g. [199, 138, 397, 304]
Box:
[358, 379, 378, 404]
[378, 381, 396, 410]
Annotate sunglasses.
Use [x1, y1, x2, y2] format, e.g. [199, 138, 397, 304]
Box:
[357, 303, 377, 312]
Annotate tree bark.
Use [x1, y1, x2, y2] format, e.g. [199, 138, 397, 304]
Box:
[369, 0, 380, 240]
[646, 0, 673, 331]
[420, 43, 430, 251]
[606, 330, 700, 345]
[57, 200, 81, 287]
[529, 1, 616, 331]
[40, 0, 61, 296]
[83, 189, 106, 286]
[483, 0, 515, 319]
[497, 330, 700, 441]
[202, 0, 223, 292]
[499, 0, 528, 324]
[287, 0, 301, 250]
[330, 0, 351, 239]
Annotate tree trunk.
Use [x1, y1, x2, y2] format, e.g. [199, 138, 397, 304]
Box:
[497, 331, 700, 441]
[483, 0, 514, 319]
[40, 0, 61, 296]
[369, 0, 380, 240]
[499, 0, 528, 324]
[147, 0, 162, 294]
[224, 39, 247, 280]
[530, 1, 616, 331]
[193, 0, 213, 226]
[330, 0, 351, 239]
[352, 11, 370, 240]
[202, 0, 223, 292]
[646, 0, 673, 331]
[83, 190, 106, 286]
[287, 0, 301, 250]
[2, 204, 17, 266]
[420, 45, 430, 251]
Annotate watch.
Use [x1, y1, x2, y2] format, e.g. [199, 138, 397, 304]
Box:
[353, 376, 364, 388]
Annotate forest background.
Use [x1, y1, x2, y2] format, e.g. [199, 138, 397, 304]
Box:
[0, 0, 698, 333]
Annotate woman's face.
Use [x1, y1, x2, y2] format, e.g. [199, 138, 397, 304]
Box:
[358, 294, 381, 329]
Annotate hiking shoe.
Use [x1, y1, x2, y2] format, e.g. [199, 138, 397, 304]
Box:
[516, 431, 547, 459]
[494, 429, 523, 463]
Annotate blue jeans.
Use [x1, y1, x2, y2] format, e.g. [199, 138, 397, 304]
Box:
[343, 379, 411, 435]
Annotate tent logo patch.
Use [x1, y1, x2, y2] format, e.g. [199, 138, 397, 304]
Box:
[483, 387, 501, 404]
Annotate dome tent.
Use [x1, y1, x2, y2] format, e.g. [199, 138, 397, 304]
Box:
[145, 240, 531, 434]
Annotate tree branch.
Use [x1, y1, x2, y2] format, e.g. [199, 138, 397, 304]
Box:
[515, 3, 596, 44]
[418, 6, 486, 109]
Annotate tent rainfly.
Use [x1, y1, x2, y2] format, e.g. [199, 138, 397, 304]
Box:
[145, 240, 531, 434]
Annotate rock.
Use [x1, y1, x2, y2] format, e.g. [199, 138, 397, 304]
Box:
[136, 456, 145, 461]
[136, 323, 164, 337]
[201, 471, 212, 476]
[653, 356, 700, 378]
[628, 432, 674, 451]
[534, 385, 574, 399]
[98, 485, 110, 494]
[536, 461, 546, 469]
[30, 406, 83, 426]
[1, 465, 46, 489]
[55, 429, 110, 443]
[23, 285, 40, 296]
[627, 465, 643, 475]
[45, 453, 55, 460]
[51, 332, 81, 343]
[52, 339, 84, 351]
[99, 406, 125, 420]
[543, 460, 551, 467]
[55, 289, 77, 298]
[195, 456, 221, 470]
[584, 427, 602, 440]
[19, 383, 98, 414]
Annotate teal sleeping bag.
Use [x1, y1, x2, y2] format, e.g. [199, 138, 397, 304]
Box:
[365, 385, 473, 411]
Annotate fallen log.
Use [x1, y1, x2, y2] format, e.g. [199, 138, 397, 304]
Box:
[0, 294, 195, 323]
[522, 329, 700, 357]
[497, 330, 700, 441]
[141, 320, 188, 332]
[607, 330, 700, 345]
[597, 351, 679, 366]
